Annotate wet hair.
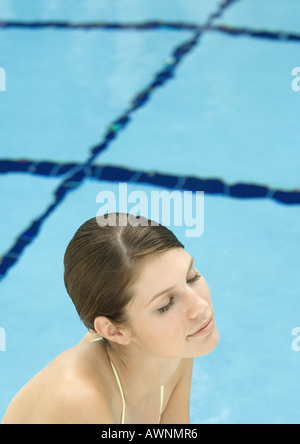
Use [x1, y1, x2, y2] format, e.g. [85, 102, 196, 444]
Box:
[64, 213, 184, 332]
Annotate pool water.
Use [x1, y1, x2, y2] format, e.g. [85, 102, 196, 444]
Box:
[0, 0, 300, 424]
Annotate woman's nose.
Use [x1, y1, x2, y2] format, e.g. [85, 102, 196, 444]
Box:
[186, 288, 209, 319]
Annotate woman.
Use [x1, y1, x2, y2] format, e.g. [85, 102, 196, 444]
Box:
[2, 213, 219, 424]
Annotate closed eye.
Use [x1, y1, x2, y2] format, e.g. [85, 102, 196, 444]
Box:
[158, 273, 201, 314]
[158, 296, 175, 314]
[187, 272, 201, 284]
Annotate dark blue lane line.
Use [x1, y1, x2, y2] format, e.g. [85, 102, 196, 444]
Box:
[0, 20, 203, 31]
[1, 159, 299, 206]
[1, 19, 300, 44]
[210, 25, 300, 42]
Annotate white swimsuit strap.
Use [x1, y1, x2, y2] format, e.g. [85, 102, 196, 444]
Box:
[159, 384, 164, 423]
[110, 359, 126, 425]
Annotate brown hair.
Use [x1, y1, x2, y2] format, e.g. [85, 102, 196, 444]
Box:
[64, 213, 184, 331]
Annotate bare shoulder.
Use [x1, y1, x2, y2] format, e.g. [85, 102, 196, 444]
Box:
[45, 355, 114, 424]
[2, 341, 115, 424]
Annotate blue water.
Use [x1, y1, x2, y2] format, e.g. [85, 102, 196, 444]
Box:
[1, 0, 300, 424]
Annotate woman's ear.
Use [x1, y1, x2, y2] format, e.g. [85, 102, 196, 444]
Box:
[94, 316, 131, 346]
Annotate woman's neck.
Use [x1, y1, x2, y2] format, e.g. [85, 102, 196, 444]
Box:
[105, 342, 181, 406]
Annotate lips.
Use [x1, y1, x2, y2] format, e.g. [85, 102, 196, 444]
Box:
[188, 317, 214, 337]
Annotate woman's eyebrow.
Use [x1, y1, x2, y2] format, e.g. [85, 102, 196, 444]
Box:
[147, 256, 195, 306]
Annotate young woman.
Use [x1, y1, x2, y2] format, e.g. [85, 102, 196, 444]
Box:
[2, 213, 219, 424]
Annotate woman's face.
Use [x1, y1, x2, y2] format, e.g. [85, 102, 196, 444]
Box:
[126, 248, 219, 359]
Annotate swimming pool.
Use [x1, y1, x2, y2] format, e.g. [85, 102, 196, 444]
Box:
[1, 0, 300, 424]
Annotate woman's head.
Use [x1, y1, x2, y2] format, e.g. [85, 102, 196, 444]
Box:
[64, 213, 218, 357]
[64, 213, 184, 332]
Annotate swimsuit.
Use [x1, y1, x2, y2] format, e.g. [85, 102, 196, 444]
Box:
[91, 337, 164, 424]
